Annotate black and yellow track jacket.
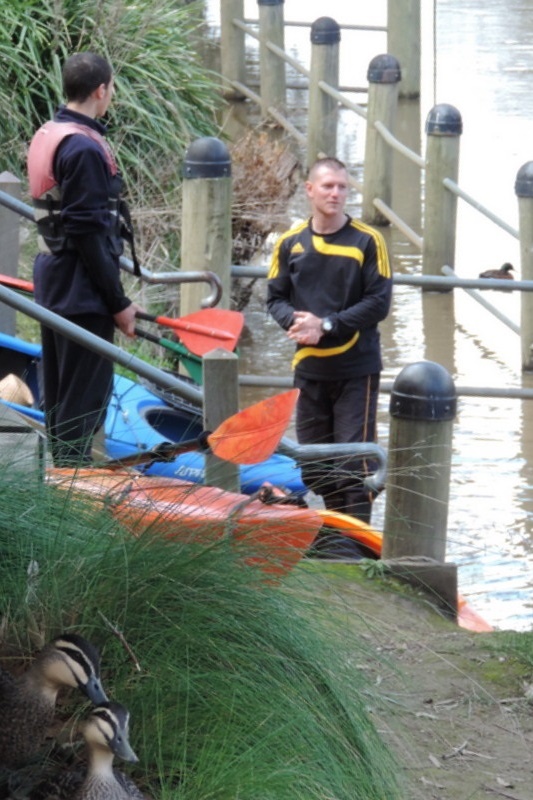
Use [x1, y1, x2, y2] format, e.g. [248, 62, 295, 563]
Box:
[267, 216, 392, 381]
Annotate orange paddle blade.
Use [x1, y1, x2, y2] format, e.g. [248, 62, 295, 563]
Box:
[207, 389, 299, 464]
[136, 308, 244, 356]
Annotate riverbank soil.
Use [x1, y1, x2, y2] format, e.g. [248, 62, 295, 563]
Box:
[314, 565, 533, 800]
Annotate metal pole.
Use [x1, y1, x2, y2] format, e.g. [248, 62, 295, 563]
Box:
[362, 55, 401, 225]
[181, 137, 233, 313]
[307, 17, 340, 167]
[423, 104, 462, 280]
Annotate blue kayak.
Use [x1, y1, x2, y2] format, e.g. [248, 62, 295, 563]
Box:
[0, 332, 306, 495]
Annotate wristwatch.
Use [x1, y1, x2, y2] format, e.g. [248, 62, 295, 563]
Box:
[320, 317, 334, 334]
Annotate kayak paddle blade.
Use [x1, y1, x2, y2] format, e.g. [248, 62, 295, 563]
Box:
[136, 308, 244, 356]
[207, 389, 299, 465]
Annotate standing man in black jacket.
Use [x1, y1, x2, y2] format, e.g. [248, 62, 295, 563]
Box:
[267, 157, 392, 524]
[27, 52, 141, 466]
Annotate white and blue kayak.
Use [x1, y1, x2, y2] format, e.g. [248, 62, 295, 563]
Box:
[0, 331, 306, 495]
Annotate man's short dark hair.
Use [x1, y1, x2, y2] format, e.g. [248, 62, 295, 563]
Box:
[62, 52, 113, 103]
[307, 157, 347, 180]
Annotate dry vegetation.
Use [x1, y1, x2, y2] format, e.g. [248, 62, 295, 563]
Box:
[229, 129, 301, 310]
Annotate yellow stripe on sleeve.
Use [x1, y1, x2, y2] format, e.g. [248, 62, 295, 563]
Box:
[267, 221, 308, 279]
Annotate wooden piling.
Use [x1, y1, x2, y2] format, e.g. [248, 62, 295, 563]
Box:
[383, 361, 457, 562]
[515, 162, 533, 371]
[258, 0, 286, 116]
[307, 17, 340, 167]
[423, 104, 462, 280]
[0, 172, 21, 335]
[362, 55, 401, 225]
[180, 138, 232, 314]
[203, 349, 240, 493]
[387, 0, 421, 99]
[220, 0, 246, 98]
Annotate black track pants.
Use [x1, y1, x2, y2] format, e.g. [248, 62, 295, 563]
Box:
[40, 314, 114, 466]
[294, 374, 380, 523]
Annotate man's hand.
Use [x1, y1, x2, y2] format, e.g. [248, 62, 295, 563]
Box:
[114, 302, 143, 337]
[288, 311, 323, 345]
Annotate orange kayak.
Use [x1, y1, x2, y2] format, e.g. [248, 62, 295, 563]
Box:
[48, 468, 323, 577]
[47, 469, 492, 631]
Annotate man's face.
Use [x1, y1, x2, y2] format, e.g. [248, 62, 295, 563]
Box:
[96, 76, 115, 117]
[305, 166, 349, 218]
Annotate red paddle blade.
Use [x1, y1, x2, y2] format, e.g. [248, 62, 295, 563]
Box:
[207, 389, 299, 464]
[140, 308, 244, 356]
[0, 274, 35, 294]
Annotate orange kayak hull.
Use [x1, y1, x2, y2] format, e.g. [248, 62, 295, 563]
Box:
[47, 469, 492, 630]
[48, 468, 323, 577]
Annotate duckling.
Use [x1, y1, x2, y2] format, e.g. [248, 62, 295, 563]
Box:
[478, 262, 515, 280]
[30, 702, 148, 800]
[0, 633, 108, 770]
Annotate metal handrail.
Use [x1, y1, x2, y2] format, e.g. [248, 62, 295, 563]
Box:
[244, 18, 387, 34]
[372, 199, 423, 249]
[0, 283, 204, 405]
[278, 436, 387, 494]
[442, 178, 519, 239]
[0, 190, 222, 308]
[374, 121, 425, 168]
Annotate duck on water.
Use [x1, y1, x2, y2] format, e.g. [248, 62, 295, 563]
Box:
[478, 262, 515, 280]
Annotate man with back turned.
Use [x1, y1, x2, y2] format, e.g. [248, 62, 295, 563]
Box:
[267, 157, 392, 526]
[27, 52, 141, 466]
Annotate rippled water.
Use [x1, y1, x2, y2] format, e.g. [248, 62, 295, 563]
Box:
[206, 0, 533, 630]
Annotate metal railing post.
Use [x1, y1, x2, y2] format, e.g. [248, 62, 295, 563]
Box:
[362, 55, 401, 225]
[0, 172, 21, 335]
[180, 138, 233, 314]
[307, 17, 340, 167]
[515, 161, 533, 371]
[258, 0, 286, 116]
[423, 104, 462, 280]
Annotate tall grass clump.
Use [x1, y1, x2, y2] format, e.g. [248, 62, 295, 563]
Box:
[0, 0, 220, 197]
[0, 462, 405, 799]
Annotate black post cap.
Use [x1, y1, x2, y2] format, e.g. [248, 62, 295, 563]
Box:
[311, 17, 341, 45]
[390, 361, 457, 421]
[183, 137, 231, 179]
[367, 54, 401, 84]
[515, 162, 533, 198]
[425, 104, 463, 136]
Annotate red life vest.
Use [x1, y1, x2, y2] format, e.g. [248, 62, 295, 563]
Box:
[27, 120, 117, 199]
[27, 120, 140, 275]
